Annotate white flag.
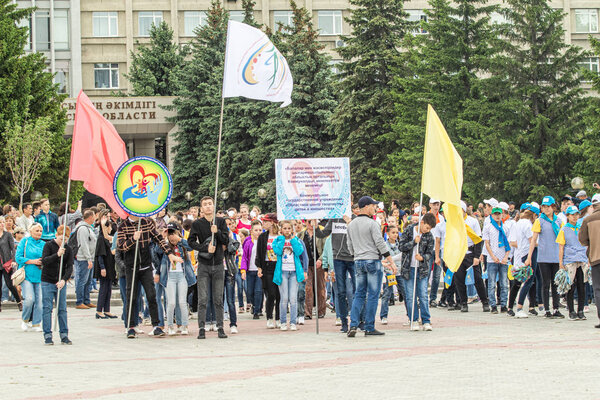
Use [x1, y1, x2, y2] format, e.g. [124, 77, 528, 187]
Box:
[222, 21, 293, 107]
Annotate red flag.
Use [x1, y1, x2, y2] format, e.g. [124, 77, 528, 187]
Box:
[70, 90, 129, 218]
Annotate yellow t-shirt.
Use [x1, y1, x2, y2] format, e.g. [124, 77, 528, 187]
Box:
[555, 229, 566, 245]
[532, 218, 541, 233]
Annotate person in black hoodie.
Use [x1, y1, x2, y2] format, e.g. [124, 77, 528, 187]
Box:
[187, 196, 229, 339]
[41, 225, 74, 345]
[94, 210, 117, 319]
[256, 213, 281, 329]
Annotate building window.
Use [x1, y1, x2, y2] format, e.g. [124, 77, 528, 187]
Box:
[273, 11, 294, 30]
[329, 60, 342, 75]
[579, 57, 600, 73]
[229, 11, 245, 22]
[17, 18, 32, 51]
[35, 11, 50, 50]
[318, 10, 342, 35]
[184, 11, 207, 36]
[55, 69, 69, 94]
[94, 63, 119, 89]
[575, 9, 598, 33]
[155, 137, 167, 165]
[54, 10, 69, 50]
[407, 10, 428, 34]
[93, 12, 118, 37]
[138, 11, 163, 36]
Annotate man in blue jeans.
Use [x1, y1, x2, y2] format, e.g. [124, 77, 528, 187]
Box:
[73, 210, 97, 309]
[346, 196, 396, 337]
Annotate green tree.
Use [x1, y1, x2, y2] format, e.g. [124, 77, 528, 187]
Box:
[0, 0, 67, 204]
[331, 0, 413, 197]
[126, 21, 188, 96]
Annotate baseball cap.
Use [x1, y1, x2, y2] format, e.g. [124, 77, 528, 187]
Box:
[578, 200, 592, 211]
[576, 190, 587, 198]
[592, 193, 600, 205]
[565, 205, 580, 215]
[483, 198, 498, 207]
[520, 202, 530, 211]
[491, 207, 502, 214]
[460, 200, 467, 212]
[166, 222, 180, 233]
[262, 213, 278, 223]
[358, 196, 379, 208]
[529, 202, 541, 215]
[429, 198, 440, 204]
[541, 196, 556, 206]
[498, 202, 509, 211]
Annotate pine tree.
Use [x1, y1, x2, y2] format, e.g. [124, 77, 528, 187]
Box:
[126, 21, 188, 96]
[240, 1, 338, 210]
[0, 0, 68, 204]
[331, 0, 412, 197]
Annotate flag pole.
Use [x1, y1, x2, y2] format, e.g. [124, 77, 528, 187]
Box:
[53, 178, 71, 332]
[126, 218, 143, 333]
[211, 96, 226, 239]
[313, 220, 319, 335]
[410, 192, 424, 331]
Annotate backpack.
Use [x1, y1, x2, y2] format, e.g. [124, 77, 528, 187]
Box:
[68, 225, 93, 258]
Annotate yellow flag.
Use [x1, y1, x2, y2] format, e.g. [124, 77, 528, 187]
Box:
[421, 105, 466, 272]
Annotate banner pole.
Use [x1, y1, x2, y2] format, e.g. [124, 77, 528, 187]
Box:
[53, 178, 71, 332]
[410, 192, 424, 331]
[126, 218, 143, 333]
[313, 220, 319, 335]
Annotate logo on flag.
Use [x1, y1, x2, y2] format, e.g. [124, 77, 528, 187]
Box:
[241, 41, 289, 96]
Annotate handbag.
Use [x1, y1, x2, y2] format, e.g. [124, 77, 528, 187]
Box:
[3, 259, 12, 273]
[12, 238, 28, 286]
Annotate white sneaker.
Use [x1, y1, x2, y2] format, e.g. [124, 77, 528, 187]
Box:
[31, 325, 42, 332]
[168, 327, 177, 336]
[423, 323, 433, 331]
[276, 320, 281, 328]
[21, 321, 29, 332]
[515, 309, 529, 319]
[176, 326, 183, 334]
[402, 321, 410, 326]
[266, 319, 275, 329]
[410, 323, 421, 331]
[381, 318, 388, 325]
[230, 326, 238, 334]
[290, 324, 297, 331]
[143, 318, 151, 326]
[298, 316, 305, 325]
[181, 327, 189, 335]
[224, 314, 229, 321]
[134, 327, 145, 334]
[335, 318, 341, 326]
[209, 323, 216, 332]
[280, 324, 288, 331]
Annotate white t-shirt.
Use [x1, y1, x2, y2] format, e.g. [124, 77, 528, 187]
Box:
[170, 247, 183, 273]
[503, 218, 516, 258]
[509, 219, 533, 267]
[482, 221, 510, 261]
[410, 227, 419, 269]
[432, 213, 446, 251]
[281, 239, 295, 271]
[249, 241, 258, 271]
[465, 215, 482, 254]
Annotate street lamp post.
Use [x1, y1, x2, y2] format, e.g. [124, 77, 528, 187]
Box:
[31, 191, 42, 202]
[184, 192, 193, 209]
[258, 188, 267, 213]
[221, 190, 229, 209]
[571, 177, 584, 191]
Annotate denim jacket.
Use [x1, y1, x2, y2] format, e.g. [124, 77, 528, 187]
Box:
[398, 224, 435, 280]
[157, 239, 196, 288]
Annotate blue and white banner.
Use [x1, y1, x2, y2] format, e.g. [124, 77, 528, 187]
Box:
[275, 158, 352, 221]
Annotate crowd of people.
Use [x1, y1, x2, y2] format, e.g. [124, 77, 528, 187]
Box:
[1, 189, 599, 345]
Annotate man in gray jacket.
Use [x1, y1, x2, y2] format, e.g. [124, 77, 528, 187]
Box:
[346, 196, 396, 337]
[316, 215, 355, 332]
[74, 210, 97, 309]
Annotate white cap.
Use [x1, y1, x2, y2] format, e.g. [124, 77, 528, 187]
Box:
[498, 201, 509, 211]
[483, 198, 498, 207]
[429, 198, 440, 204]
[577, 190, 587, 198]
[530, 201, 540, 209]
[460, 201, 467, 212]
[592, 194, 600, 205]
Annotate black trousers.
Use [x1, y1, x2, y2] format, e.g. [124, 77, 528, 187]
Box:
[0, 268, 21, 303]
[539, 262, 560, 311]
[262, 270, 280, 320]
[197, 263, 224, 329]
[126, 266, 159, 328]
[567, 267, 585, 313]
[454, 253, 488, 306]
[97, 276, 112, 313]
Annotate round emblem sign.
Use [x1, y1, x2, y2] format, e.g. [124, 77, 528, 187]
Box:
[113, 156, 172, 217]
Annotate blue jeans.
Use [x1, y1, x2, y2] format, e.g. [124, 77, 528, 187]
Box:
[350, 260, 382, 332]
[333, 259, 356, 327]
[396, 276, 408, 317]
[246, 270, 263, 316]
[225, 273, 237, 327]
[235, 270, 246, 308]
[74, 260, 92, 305]
[41, 281, 68, 340]
[429, 260, 442, 301]
[278, 270, 299, 325]
[487, 262, 509, 307]
[404, 269, 431, 324]
[21, 280, 42, 325]
[380, 275, 394, 319]
[166, 272, 188, 327]
[297, 280, 306, 318]
[155, 282, 166, 327]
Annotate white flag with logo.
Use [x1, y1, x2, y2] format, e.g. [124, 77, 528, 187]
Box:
[222, 21, 293, 107]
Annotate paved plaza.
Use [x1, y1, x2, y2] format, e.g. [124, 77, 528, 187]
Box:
[1, 295, 599, 400]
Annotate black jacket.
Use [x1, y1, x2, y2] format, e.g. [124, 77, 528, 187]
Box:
[188, 217, 229, 266]
[94, 235, 116, 280]
[256, 231, 277, 273]
[41, 240, 74, 284]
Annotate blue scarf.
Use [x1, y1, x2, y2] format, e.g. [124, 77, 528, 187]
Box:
[565, 223, 579, 235]
[490, 218, 510, 250]
[540, 213, 560, 237]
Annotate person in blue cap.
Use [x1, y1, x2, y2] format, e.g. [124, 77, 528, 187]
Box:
[556, 205, 590, 321]
[526, 196, 564, 319]
[578, 200, 592, 226]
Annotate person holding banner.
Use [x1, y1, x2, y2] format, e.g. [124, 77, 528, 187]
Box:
[117, 216, 180, 338]
[452, 201, 490, 313]
[346, 197, 396, 337]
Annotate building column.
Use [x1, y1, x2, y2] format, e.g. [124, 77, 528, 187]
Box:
[70, 0, 82, 95]
[262, 0, 269, 26]
[171, 0, 179, 44]
[125, 0, 134, 92]
[166, 125, 178, 173]
[563, 0, 571, 45]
